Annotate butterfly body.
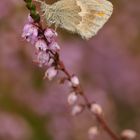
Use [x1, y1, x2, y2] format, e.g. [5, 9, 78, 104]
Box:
[36, 0, 113, 39]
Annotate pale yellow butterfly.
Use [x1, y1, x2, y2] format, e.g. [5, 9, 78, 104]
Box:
[35, 0, 113, 39]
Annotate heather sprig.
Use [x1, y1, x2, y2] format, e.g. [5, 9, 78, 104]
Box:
[22, 1, 137, 140]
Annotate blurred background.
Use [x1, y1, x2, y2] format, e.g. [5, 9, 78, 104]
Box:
[0, 0, 139, 140]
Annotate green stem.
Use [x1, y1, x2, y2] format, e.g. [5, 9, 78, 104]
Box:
[24, 0, 40, 22]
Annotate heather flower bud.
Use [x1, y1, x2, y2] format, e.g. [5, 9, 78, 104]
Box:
[88, 126, 98, 139]
[22, 23, 38, 44]
[121, 129, 136, 140]
[35, 39, 48, 51]
[90, 103, 103, 115]
[44, 28, 57, 42]
[67, 92, 78, 105]
[44, 67, 58, 80]
[37, 51, 50, 67]
[49, 42, 60, 52]
[70, 75, 80, 87]
[71, 105, 83, 116]
[27, 14, 34, 23]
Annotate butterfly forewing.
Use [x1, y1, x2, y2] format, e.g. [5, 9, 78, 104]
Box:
[51, 0, 82, 32]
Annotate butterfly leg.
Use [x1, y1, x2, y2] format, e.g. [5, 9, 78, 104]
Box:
[54, 24, 58, 32]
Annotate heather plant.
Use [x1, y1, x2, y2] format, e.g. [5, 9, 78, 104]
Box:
[21, 0, 137, 140]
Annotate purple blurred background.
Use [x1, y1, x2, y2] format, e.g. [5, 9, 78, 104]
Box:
[0, 0, 139, 140]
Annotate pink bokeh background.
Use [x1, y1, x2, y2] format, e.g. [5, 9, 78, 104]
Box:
[0, 0, 139, 140]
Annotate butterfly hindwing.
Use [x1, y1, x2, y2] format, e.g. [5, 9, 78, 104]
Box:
[75, 0, 113, 39]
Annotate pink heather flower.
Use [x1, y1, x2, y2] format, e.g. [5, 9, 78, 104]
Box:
[67, 92, 78, 105]
[44, 67, 58, 80]
[35, 39, 48, 51]
[88, 126, 98, 139]
[22, 23, 38, 44]
[44, 28, 57, 43]
[121, 129, 137, 139]
[70, 75, 80, 87]
[37, 51, 50, 67]
[71, 105, 83, 116]
[49, 41, 60, 52]
[90, 103, 103, 115]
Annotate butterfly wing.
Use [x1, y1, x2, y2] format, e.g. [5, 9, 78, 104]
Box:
[51, 0, 82, 32]
[50, 0, 113, 39]
[76, 0, 113, 39]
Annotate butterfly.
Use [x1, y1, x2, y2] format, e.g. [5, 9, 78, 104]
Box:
[35, 0, 113, 39]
